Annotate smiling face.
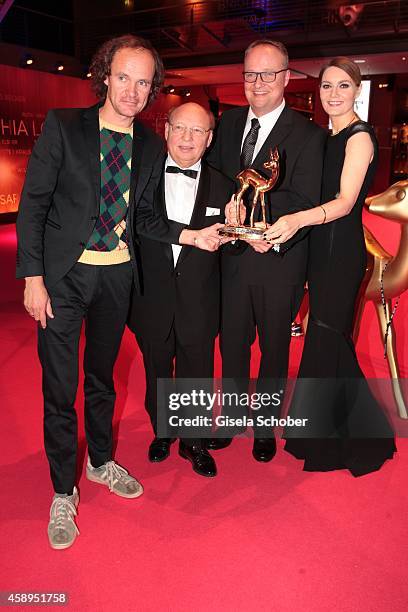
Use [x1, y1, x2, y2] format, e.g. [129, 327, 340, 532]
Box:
[101, 47, 155, 126]
[243, 44, 290, 117]
[165, 103, 213, 168]
[319, 65, 361, 122]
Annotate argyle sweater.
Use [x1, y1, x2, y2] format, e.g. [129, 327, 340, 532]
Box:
[78, 117, 132, 265]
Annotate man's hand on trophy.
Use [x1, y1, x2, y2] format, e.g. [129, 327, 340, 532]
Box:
[181, 225, 233, 252]
[225, 195, 246, 225]
[195, 224, 223, 251]
[263, 213, 302, 245]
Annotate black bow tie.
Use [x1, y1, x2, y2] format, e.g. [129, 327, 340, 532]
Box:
[166, 165, 198, 179]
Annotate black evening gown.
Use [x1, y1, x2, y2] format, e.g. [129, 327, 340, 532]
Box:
[284, 121, 396, 476]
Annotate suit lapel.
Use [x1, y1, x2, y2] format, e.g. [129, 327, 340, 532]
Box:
[176, 163, 210, 268]
[189, 162, 210, 228]
[232, 107, 249, 176]
[156, 171, 174, 265]
[82, 104, 101, 212]
[252, 105, 293, 168]
[156, 171, 167, 218]
[130, 120, 146, 206]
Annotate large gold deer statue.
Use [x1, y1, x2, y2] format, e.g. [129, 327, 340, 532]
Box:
[352, 179, 408, 419]
[235, 147, 280, 228]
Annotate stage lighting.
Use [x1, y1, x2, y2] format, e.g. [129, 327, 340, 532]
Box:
[21, 53, 34, 66]
[338, 4, 364, 28]
[80, 66, 92, 79]
[55, 62, 64, 72]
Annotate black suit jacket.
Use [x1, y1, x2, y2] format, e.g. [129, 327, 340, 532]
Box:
[207, 105, 327, 285]
[16, 103, 185, 291]
[128, 162, 235, 343]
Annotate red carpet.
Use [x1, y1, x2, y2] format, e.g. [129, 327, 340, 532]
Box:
[1, 221, 407, 611]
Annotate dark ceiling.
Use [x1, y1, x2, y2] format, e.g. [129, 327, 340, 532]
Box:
[0, 0, 407, 75]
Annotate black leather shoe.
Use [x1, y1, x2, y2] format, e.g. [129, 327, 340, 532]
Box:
[179, 442, 217, 477]
[205, 437, 232, 450]
[148, 437, 176, 463]
[252, 438, 277, 462]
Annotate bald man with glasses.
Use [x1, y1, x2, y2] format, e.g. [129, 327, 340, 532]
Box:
[207, 39, 326, 462]
[129, 102, 234, 477]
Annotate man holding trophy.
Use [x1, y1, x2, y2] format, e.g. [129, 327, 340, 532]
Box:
[207, 39, 326, 461]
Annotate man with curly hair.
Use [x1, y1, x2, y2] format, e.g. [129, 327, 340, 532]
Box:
[16, 34, 222, 550]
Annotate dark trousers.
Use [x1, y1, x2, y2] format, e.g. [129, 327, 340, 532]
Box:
[38, 261, 132, 494]
[220, 280, 304, 435]
[135, 325, 215, 447]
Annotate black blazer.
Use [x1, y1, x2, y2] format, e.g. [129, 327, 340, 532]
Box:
[129, 162, 234, 343]
[16, 103, 185, 291]
[207, 105, 327, 285]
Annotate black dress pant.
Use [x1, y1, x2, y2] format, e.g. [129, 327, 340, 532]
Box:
[135, 325, 215, 447]
[220, 279, 304, 436]
[38, 261, 132, 494]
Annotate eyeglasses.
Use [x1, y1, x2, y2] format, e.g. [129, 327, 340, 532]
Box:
[242, 69, 287, 83]
[168, 123, 212, 137]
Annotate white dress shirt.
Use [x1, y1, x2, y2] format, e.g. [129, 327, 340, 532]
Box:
[241, 99, 286, 163]
[165, 154, 201, 266]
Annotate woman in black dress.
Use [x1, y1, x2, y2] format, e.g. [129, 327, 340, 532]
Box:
[264, 57, 396, 476]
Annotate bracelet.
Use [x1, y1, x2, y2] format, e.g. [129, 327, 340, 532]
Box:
[193, 235, 198, 246]
[319, 205, 327, 224]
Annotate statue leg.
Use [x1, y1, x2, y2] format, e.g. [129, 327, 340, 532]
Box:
[235, 186, 247, 225]
[260, 193, 266, 227]
[375, 300, 408, 419]
[250, 190, 259, 227]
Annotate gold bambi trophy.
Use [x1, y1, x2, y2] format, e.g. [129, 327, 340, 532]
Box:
[220, 147, 280, 247]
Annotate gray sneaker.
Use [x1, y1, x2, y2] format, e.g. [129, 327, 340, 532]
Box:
[86, 458, 143, 499]
[47, 487, 79, 550]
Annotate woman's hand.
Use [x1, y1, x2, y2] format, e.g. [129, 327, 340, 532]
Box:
[225, 195, 245, 225]
[247, 238, 273, 253]
[243, 224, 272, 253]
[263, 213, 302, 245]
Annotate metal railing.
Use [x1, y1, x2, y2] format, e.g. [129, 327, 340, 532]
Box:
[1, 1, 407, 61]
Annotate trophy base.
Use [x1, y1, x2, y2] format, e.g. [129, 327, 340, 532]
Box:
[219, 225, 266, 241]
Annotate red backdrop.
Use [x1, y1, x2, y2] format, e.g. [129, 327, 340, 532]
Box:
[0, 64, 214, 214]
[0, 64, 97, 214]
[0, 63, 406, 374]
